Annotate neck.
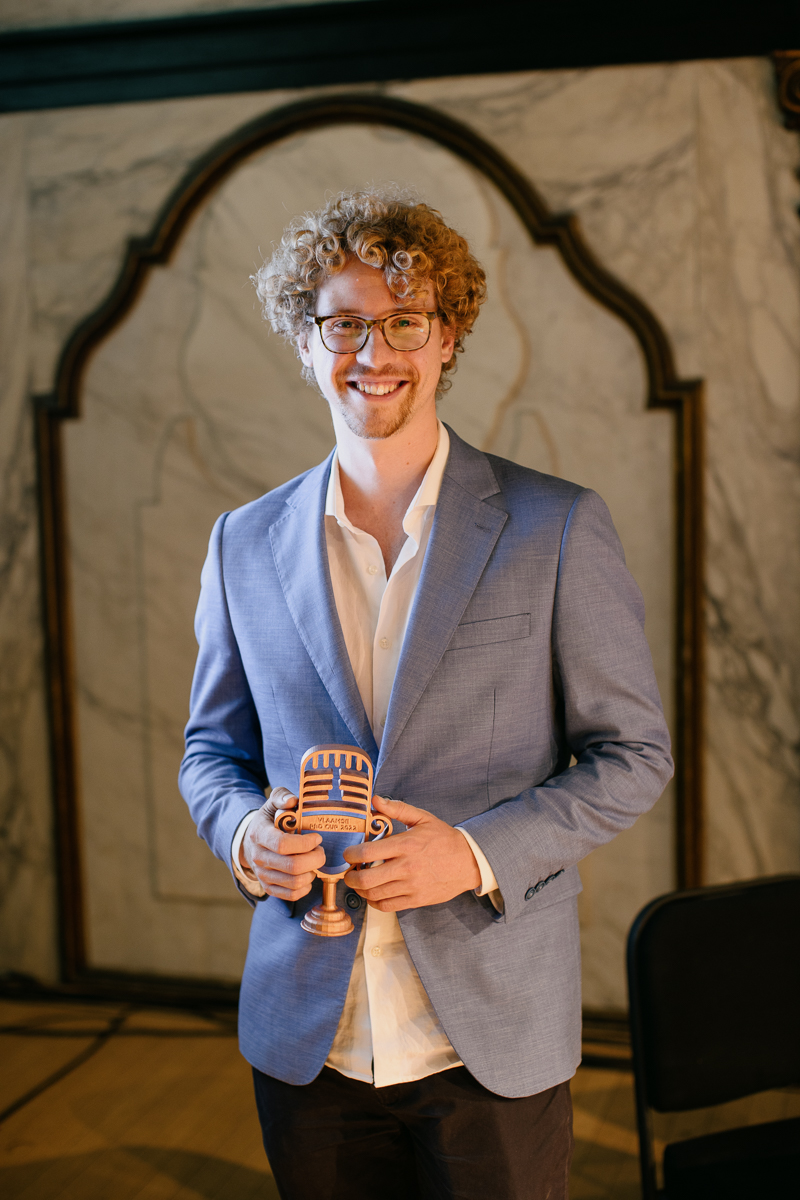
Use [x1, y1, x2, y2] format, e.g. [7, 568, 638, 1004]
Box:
[333, 410, 440, 574]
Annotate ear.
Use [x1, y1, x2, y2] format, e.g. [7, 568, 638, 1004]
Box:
[440, 320, 456, 363]
[297, 329, 313, 368]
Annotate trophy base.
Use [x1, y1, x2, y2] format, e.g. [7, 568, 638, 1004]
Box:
[301, 904, 354, 937]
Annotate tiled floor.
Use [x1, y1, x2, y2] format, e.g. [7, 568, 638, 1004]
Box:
[1, 999, 797, 1198]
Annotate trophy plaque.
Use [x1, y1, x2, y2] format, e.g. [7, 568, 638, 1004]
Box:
[274, 744, 392, 937]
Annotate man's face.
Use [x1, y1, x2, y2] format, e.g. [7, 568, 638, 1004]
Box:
[298, 258, 455, 441]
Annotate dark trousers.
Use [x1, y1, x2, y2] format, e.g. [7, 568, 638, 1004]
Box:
[253, 1064, 573, 1200]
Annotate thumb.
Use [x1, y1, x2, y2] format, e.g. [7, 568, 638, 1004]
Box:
[265, 786, 298, 811]
[372, 793, 429, 827]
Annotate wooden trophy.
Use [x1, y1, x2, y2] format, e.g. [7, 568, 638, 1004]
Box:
[274, 744, 392, 937]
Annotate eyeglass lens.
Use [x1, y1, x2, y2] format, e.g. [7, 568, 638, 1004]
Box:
[321, 313, 430, 353]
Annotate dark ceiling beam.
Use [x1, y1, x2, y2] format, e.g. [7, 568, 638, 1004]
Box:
[1, 1, 799, 113]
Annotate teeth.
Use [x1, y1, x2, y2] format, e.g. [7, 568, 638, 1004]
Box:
[354, 382, 401, 396]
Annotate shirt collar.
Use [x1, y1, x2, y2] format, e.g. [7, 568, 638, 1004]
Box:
[325, 420, 450, 537]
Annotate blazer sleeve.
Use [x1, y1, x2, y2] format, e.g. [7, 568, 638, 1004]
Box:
[179, 512, 268, 892]
[460, 487, 674, 925]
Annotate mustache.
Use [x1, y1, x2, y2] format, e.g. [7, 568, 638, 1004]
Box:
[337, 365, 418, 383]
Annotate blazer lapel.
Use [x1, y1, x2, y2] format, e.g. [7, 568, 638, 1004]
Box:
[377, 430, 508, 773]
[269, 456, 379, 761]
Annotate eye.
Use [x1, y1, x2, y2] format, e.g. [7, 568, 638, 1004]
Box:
[389, 313, 426, 331]
[329, 318, 363, 332]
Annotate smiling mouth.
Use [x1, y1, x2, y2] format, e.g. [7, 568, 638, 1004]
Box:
[349, 381, 407, 396]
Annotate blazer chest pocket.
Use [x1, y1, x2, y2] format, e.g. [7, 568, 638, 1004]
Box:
[446, 612, 531, 652]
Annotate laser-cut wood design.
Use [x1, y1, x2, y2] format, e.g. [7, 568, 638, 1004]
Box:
[275, 745, 391, 937]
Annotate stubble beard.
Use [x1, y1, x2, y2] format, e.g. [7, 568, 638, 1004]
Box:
[327, 369, 422, 441]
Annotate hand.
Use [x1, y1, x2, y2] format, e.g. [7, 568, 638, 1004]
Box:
[240, 787, 326, 901]
[342, 795, 481, 912]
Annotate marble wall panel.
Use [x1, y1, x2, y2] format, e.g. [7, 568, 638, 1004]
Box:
[26, 90, 300, 393]
[0, 114, 59, 982]
[62, 122, 674, 996]
[402, 59, 800, 891]
[695, 62, 800, 883]
[400, 68, 703, 450]
[1, 55, 797, 1002]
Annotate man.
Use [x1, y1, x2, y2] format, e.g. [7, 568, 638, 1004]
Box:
[180, 191, 673, 1199]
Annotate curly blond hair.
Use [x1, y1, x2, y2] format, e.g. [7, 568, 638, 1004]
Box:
[252, 190, 486, 390]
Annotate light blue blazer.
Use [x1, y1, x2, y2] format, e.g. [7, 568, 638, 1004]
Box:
[180, 426, 673, 1098]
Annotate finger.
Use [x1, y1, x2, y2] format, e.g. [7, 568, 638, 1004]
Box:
[370, 794, 430, 828]
[253, 845, 326, 876]
[342, 862, 400, 891]
[266, 787, 298, 810]
[343, 833, 409, 866]
[350, 878, 409, 903]
[263, 879, 315, 901]
[267, 828, 323, 856]
[368, 895, 413, 912]
[258, 868, 317, 893]
[247, 811, 321, 855]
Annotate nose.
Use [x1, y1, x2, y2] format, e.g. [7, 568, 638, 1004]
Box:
[355, 323, 392, 366]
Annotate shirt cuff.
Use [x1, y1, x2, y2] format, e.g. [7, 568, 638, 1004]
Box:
[231, 810, 266, 898]
[455, 826, 504, 914]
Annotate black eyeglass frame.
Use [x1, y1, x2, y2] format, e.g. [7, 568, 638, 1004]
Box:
[308, 311, 439, 353]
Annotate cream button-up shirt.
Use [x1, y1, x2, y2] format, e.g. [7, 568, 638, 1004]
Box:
[232, 421, 501, 1087]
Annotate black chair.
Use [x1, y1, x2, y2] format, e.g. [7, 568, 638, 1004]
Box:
[626, 874, 800, 1199]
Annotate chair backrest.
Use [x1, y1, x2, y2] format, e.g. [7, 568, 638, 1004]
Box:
[627, 874, 800, 1114]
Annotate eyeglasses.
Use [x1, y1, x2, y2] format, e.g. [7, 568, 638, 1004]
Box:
[309, 311, 438, 354]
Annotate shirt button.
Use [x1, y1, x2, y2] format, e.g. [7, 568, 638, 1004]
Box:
[380, 716, 386, 727]
[370, 946, 382, 957]
[367, 564, 379, 575]
[379, 637, 389, 650]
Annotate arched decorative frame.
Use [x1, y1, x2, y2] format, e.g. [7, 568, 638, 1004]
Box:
[34, 92, 705, 999]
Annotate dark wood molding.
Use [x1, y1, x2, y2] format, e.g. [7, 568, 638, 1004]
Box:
[2, 0, 800, 113]
[34, 405, 86, 981]
[773, 50, 800, 129]
[0, 966, 239, 1008]
[36, 91, 705, 1000]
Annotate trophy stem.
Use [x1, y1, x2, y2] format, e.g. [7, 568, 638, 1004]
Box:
[301, 876, 354, 937]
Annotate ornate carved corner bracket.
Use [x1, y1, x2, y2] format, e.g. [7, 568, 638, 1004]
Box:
[773, 51, 800, 130]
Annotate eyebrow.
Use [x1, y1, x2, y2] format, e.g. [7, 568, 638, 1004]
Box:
[316, 309, 434, 318]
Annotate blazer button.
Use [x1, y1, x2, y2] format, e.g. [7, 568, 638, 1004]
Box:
[345, 892, 361, 910]
[525, 887, 536, 901]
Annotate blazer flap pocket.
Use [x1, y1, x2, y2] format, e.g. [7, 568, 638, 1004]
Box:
[447, 612, 531, 652]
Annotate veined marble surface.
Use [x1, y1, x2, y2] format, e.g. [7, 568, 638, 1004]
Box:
[0, 117, 59, 981]
[0, 58, 797, 1005]
[407, 60, 800, 993]
[64, 123, 673, 986]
